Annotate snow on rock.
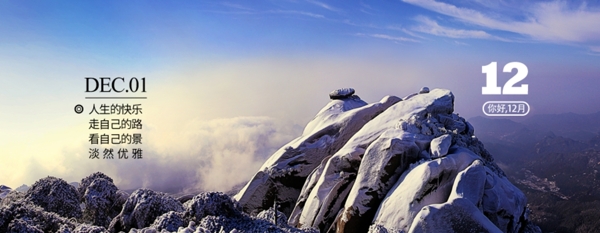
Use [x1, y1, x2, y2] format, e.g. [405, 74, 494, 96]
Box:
[409, 160, 536, 232]
[108, 189, 184, 232]
[430, 134, 452, 158]
[24, 176, 83, 219]
[371, 148, 479, 232]
[72, 223, 108, 233]
[236, 87, 537, 232]
[406, 160, 498, 233]
[178, 192, 318, 233]
[336, 131, 423, 233]
[329, 88, 356, 100]
[0, 198, 76, 232]
[184, 192, 242, 222]
[150, 211, 185, 232]
[80, 172, 119, 228]
[287, 155, 331, 227]
[408, 198, 502, 233]
[0, 185, 11, 199]
[256, 207, 290, 228]
[235, 89, 400, 217]
[296, 89, 454, 232]
[196, 214, 318, 233]
[115, 190, 130, 209]
[447, 160, 487, 206]
[480, 168, 528, 232]
[78, 172, 114, 199]
[7, 218, 44, 233]
[174, 221, 199, 233]
[0, 191, 25, 207]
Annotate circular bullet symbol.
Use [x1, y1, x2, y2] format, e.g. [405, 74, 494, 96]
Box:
[74, 104, 84, 114]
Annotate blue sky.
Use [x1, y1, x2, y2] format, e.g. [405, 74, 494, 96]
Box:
[1, 0, 599, 190]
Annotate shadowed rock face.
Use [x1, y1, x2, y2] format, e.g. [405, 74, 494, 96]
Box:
[237, 88, 540, 233]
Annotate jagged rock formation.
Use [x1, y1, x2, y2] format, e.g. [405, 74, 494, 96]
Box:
[185, 192, 242, 222]
[0, 190, 25, 207]
[0, 198, 76, 232]
[1, 176, 317, 233]
[126, 192, 319, 233]
[78, 172, 114, 198]
[150, 211, 185, 232]
[108, 188, 184, 232]
[234, 88, 401, 216]
[24, 176, 83, 219]
[236, 88, 540, 233]
[79, 172, 120, 228]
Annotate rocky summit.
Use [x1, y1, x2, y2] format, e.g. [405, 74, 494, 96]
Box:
[0, 87, 541, 233]
[235, 87, 541, 233]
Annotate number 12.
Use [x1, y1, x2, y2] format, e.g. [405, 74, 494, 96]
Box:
[482, 62, 528, 95]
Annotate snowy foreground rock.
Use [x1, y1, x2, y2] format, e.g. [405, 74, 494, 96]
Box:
[236, 88, 541, 233]
[1, 174, 317, 232]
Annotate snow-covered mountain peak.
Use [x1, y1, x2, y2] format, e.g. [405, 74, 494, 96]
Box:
[236, 87, 540, 233]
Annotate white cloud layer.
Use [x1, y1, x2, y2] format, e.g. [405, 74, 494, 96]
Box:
[6, 116, 301, 194]
[355, 33, 420, 43]
[404, 0, 600, 49]
[305, 0, 342, 13]
[412, 16, 494, 39]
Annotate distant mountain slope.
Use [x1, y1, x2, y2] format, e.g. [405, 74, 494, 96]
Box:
[469, 113, 600, 232]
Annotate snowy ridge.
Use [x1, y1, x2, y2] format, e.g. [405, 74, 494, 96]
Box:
[236, 87, 541, 233]
[234, 88, 401, 217]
